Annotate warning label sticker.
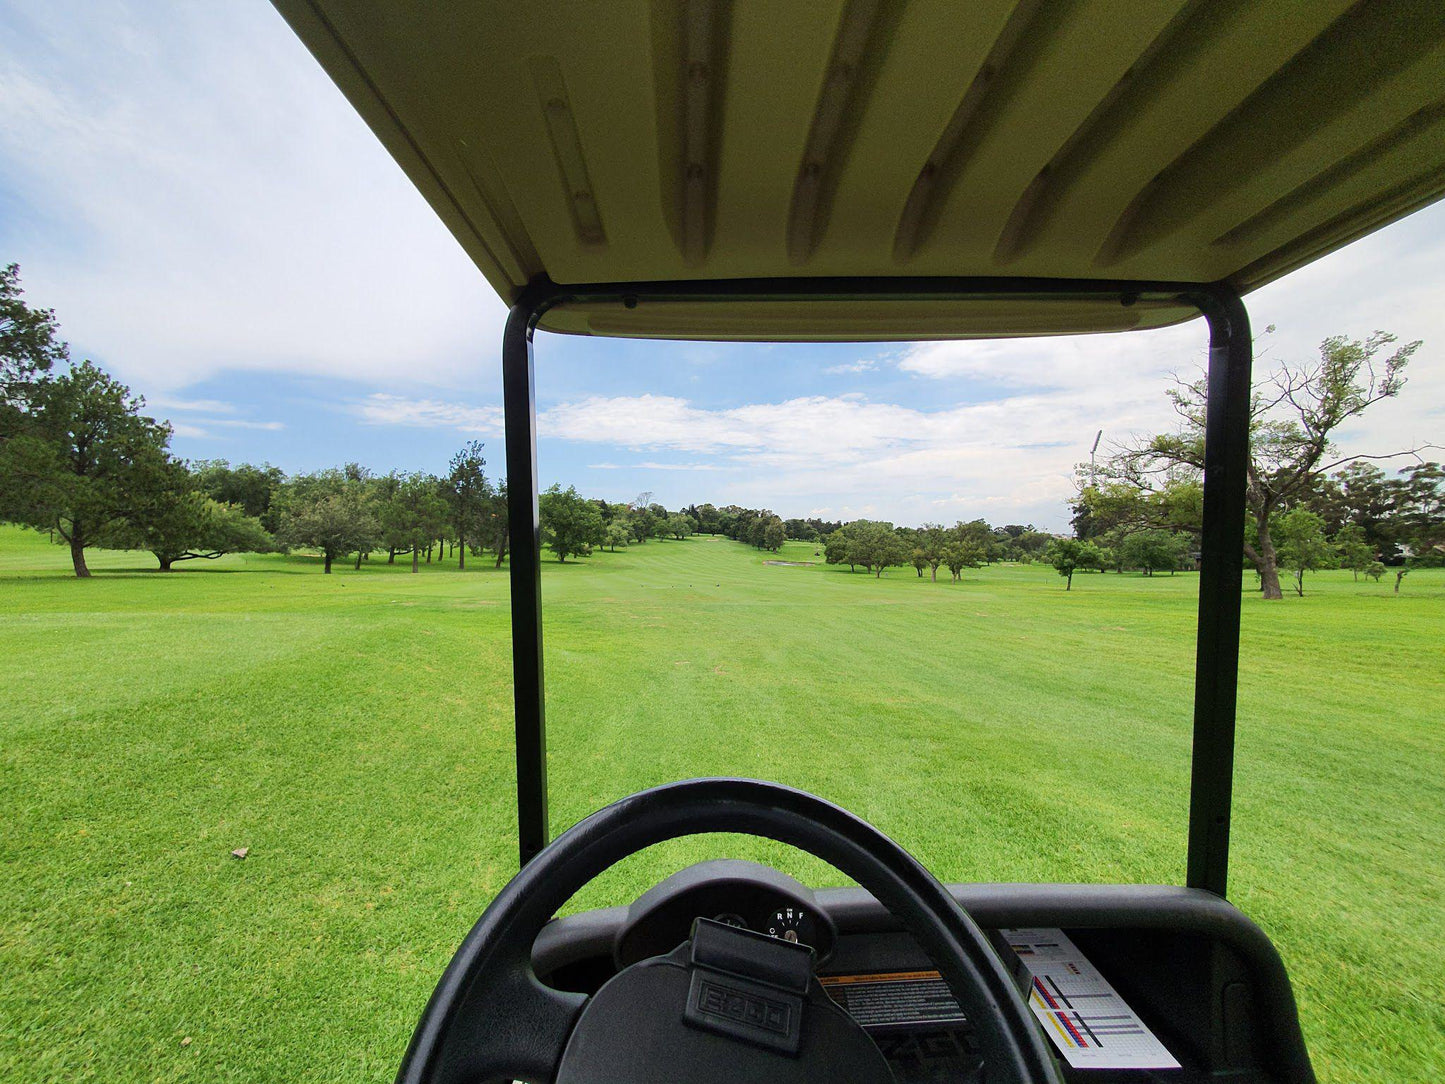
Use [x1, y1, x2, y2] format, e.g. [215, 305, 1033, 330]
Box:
[819, 970, 967, 1029]
[1003, 928, 1180, 1071]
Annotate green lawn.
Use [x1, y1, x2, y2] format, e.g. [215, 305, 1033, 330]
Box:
[1, 525, 1441, 1083]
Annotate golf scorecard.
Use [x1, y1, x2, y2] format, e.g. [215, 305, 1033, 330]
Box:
[821, 928, 1179, 1073]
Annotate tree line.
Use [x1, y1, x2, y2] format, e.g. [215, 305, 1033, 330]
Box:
[4, 266, 1438, 588]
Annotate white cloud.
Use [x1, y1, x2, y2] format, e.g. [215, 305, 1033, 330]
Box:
[0, 3, 506, 393]
[589, 461, 725, 472]
[148, 396, 236, 414]
[824, 359, 878, 375]
[205, 419, 284, 432]
[356, 394, 504, 434]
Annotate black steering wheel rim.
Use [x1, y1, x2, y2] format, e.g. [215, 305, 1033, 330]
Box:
[397, 778, 1060, 1084]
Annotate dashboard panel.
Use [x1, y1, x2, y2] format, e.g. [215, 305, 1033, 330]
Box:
[536, 868, 1316, 1083]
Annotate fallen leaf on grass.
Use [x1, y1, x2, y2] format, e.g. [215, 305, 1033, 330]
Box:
[230, 847, 249, 860]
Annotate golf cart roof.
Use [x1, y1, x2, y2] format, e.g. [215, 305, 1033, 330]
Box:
[275, 1, 1445, 341]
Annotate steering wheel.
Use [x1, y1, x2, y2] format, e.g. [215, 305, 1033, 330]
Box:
[396, 778, 1060, 1084]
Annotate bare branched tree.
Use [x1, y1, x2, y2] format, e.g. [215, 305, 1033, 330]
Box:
[1111, 331, 1428, 599]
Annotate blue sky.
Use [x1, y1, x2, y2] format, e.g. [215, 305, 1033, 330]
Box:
[2, 2, 1441, 531]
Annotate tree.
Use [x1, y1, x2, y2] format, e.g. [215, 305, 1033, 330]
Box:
[483, 482, 509, 566]
[1302, 461, 1398, 558]
[0, 360, 172, 576]
[1273, 508, 1333, 597]
[103, 454, 272, 570]
[846, 520, 907, 577]
[1045, 537, 1083, 590]
[1332, 524, 1374, 581]
[190, 459, 285, 529]
[823, 529, 854, 571]
[1075, 540, 1110, 573]
[381, 472, 449, 572]
[693, 503, 721, 534]
[664, 512, 694, 540]
[445, 441, 490, 569]
[760, 517, 786, 552]
[941, 540, 982, 582]
[540, 483, 604, 562]
[1120, 530, 1188, 576]
[628, 505, 656, 543]
[1391, 461, 1444, 565]
[1112, 331, 1423, 598]
[1, 264, 68, 441]
[131, 493, 271, 571]
[784, 518, 817, 541]
[918, 524, 946, 581]
[604, 521, 631, 551]
[275, 470, 378, 573]
[1365, 560, 1386, 583]
[1005, 529, 1053, 563]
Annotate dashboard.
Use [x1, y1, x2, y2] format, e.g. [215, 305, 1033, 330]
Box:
[535, 862, 1316, 1084]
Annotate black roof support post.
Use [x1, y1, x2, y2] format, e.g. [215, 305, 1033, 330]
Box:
[1186, 288, 1253, 897]
[503, 298, 549, 867]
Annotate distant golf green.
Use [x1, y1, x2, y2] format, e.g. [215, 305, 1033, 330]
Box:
[1, 525, 1440, 1083]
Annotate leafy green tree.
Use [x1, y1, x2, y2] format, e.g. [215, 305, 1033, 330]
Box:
[540, 483, 604, 562]
[1391, 461, 1444, 565]
[761, 517, 786, 552]
[1113, 331, 1421, 598]
[1332, 524, 1374, 581]
[1045, 537, 1083, 590]
[1120, 530, 1188, 576]
[1365, 560, 1386, 583]
[1005, 528, 1053, 563]
[1303, 461, 1398, 557]
[275, 470, 379, 573]
[604, 521, 631, 551]
[190, 459, 286, 529]
[823, 529, 854, 571]
[0, 360, 171, 576]
[1074, 540, 1110, 573]
[482, 482, 509, 566]
[113, 491, 271, 572]
[445, 441, 491, 569]
[693, 503, 721, 534]
[910, 546, 928, 577]
[1273, 508, 1334, 596]
[1, 264, 68, 440]
[941, 540, 982, 582]
[665, 512, 694, 540]
[381, 473, 449, 572]
[628, 505, 656, 543]
[918, 524, 946, 580]
[847, 520, 907, 577]
[783, 517, 817, 541]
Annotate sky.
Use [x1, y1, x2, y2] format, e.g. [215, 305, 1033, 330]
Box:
[1, 2, 1441, 532]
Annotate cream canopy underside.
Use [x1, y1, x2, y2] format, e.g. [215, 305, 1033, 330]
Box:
[273, 0, 1445, 340]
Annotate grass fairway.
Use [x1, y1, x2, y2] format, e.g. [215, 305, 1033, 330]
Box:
[1, 524, 1441, 1083]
